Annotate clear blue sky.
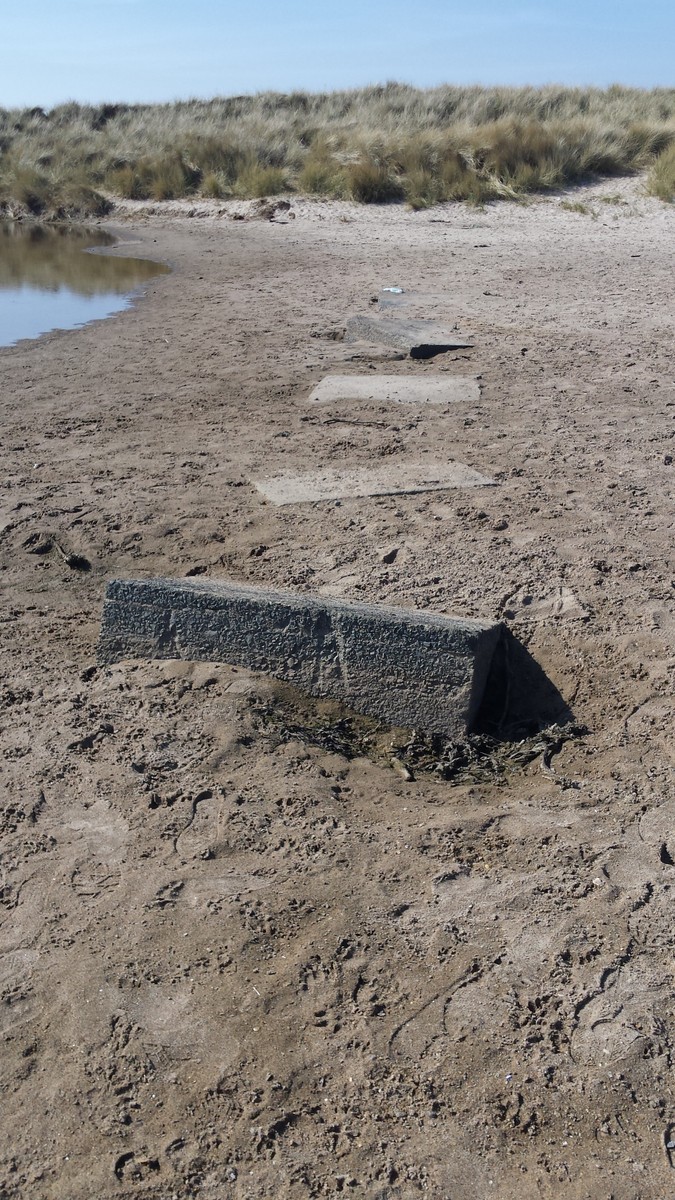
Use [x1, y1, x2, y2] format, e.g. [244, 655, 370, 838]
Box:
[3, 0, 673, 109]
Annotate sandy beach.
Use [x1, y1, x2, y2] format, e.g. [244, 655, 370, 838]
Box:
[1, 177, 674, 1198]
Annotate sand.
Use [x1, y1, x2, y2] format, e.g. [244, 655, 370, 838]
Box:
[1, 176, 674, 1199]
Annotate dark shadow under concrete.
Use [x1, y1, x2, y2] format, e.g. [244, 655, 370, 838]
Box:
[474, 627, 574, 739]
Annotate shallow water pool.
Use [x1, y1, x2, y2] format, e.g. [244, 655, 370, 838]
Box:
[0, 222, 169, 348]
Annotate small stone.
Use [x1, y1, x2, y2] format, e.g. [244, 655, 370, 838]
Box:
[391, 758, 414, 782]
[493, 519, 508, 531]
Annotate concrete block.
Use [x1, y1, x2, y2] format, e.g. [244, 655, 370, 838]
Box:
[308, 374, 481, 406]
[254, 460, 494, 506]
[98, 578, 503, 738]
[346, 315, 472, 358]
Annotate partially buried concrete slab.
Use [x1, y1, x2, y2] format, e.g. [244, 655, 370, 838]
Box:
[98, 578, 503, 738]
[254, 461, 494, 506]
[308, 374, 480, 406]
[346, 315, 472, 358]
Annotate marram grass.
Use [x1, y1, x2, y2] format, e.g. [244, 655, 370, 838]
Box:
[647, 141, 675, 200]
[1, 84, 675, 219]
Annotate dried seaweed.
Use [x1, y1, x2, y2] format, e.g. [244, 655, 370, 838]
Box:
[248, 692, 587, 786]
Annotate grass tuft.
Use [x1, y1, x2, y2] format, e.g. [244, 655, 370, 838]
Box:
[232, 164, 288, 197]
[560, 199, 593, 215]
[346, 157, 404, 203]
[297, 140, 346, 196]
[647, 143, 675, 200]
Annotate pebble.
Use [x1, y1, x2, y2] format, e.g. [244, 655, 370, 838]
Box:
[391, 758, 414, 782]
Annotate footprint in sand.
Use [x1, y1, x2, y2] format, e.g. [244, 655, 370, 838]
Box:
[175, 790, 225, 860]
[626, 697, 675, 764]
[638, 798, 675, 858]
[569, 959, 669, 1067]
[70, 859, 122, 901]
[0, 947, 40, 1037]
[388, 960, 505, 1064]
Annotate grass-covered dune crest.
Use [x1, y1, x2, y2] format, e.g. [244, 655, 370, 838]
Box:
[2, 83, 675, 218]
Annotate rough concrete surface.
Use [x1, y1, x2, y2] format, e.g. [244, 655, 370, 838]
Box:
[346, 314, 473, 357]
[308, 373, 481, 405]
[98, 577, 502, 737]
[254, 460, 494, 504]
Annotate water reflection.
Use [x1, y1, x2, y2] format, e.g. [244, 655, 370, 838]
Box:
[0, 222, 169, 347]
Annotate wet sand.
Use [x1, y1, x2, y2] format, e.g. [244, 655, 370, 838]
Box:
[1, 178, 674, 1199]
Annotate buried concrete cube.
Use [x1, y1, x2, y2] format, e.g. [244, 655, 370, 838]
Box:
[98, 578, 503, 739]
[307, 375, 481, 406]
[254, 460, 494, 505]
[346, 315, 472, 358]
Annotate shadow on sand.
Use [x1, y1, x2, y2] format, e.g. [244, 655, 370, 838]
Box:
[476, 627, 574, 740]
